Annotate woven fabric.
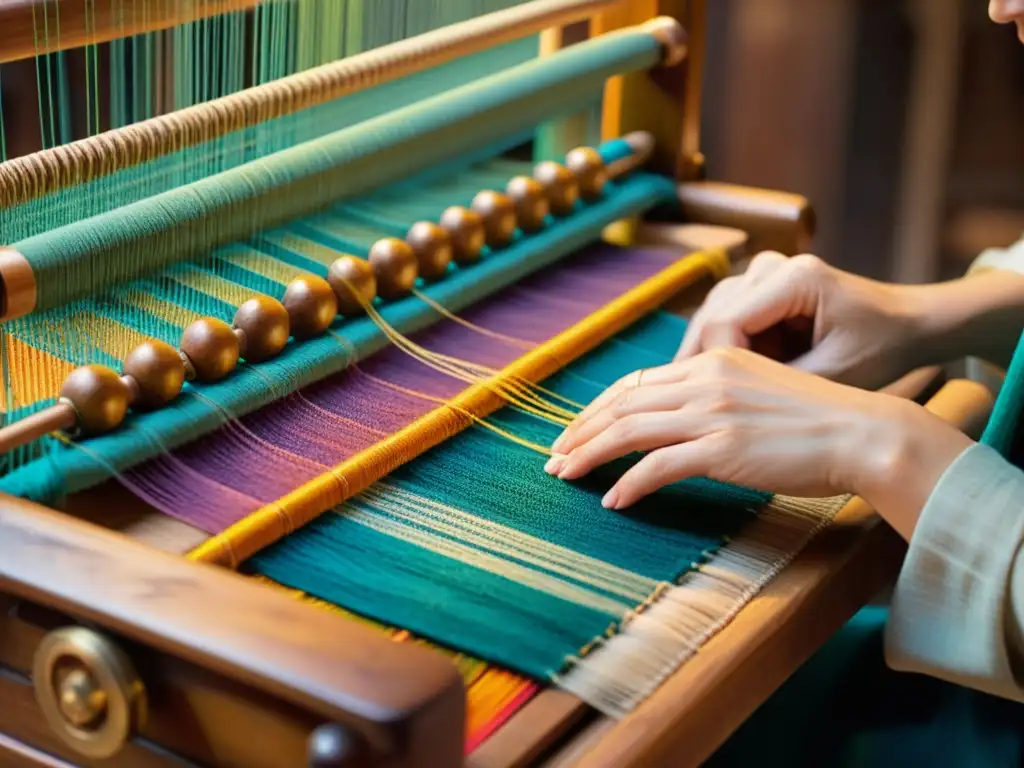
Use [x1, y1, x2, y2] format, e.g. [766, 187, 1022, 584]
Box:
[247, 312, 767, 680]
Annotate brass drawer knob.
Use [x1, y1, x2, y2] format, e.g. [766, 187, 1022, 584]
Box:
[33, 627, 147, 759]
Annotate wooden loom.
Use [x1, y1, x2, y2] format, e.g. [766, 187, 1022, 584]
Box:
[0, 1, 995, 767]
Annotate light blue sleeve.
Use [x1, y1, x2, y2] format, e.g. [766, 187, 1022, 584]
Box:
[885, 443, 1024, 700]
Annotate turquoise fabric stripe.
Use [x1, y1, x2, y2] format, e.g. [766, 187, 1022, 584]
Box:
[250, 314, 764, 679]
[0, 173, 677, 503]
[16, 28, 664, 313]
[981, 329, 1024, 456]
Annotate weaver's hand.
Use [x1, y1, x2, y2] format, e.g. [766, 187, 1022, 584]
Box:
[546, 348, 972, 537]
[676, 251, 928, 390]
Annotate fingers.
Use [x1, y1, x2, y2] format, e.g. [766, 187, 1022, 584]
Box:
[551, 362, 693, 453]
[547, 403, 706, 481]
[675, 251, 823, 362]
[601, 438, 723, 510]
[552, 382, 694, 458]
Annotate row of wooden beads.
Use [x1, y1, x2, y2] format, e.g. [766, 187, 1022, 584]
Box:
[330, 146, 608, 310]
[54, 147, 609, 439]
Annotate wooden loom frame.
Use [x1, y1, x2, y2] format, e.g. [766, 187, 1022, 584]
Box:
[0, 1, 996, 766]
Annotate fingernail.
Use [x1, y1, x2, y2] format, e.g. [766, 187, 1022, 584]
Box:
[556, 454, 575, 479]
[551, 433, 567, 453]
[601, 488, 619, 509]
[544, 454, 566, 475]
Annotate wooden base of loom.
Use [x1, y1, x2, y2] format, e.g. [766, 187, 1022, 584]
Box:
[0, 224, 995, 768]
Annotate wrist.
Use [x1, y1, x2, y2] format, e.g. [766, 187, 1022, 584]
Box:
[908, 271, 1024, 369]
[845, 396, 974, 540]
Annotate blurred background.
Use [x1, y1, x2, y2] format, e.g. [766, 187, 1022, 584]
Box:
[701, 0, 1024, 282]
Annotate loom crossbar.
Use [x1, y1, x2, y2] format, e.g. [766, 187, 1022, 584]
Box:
[0, 0, 621, 211]
[3, 19, 682, 319]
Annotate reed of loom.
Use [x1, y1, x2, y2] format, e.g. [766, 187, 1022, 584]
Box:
[0, 2, 988, 768]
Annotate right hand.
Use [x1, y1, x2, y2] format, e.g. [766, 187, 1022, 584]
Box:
[676, 251, 929, 390]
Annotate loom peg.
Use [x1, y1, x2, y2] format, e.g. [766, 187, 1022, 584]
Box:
[606, 131, 657, 180]
[644, 15, 689, 68]
[59, 365, 132, 436]
[565, 147, 608, 200]
[471, 190, 517, 249]
[328, 257, 377, 316]
[369, 238, 419, 300]
[533, 161, 579, 216]
[122, 341, 186, 409]
[233, 297, 292, 363]
[406, 222, 453, 282]
[179, 318, 240, 382]
[439, 206, 486, 265]
[284, 276, 338, 339]
[505, 176, 550, 233]
[0, 402, 78, 454]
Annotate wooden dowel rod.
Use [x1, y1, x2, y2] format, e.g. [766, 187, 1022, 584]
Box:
[0, 0, 261, 65]
[0, 402, 76, 454]
[606, 131, 656, 178]
[0, 0, 622, 212]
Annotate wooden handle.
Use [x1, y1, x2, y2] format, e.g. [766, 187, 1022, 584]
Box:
[0, 403, 76, 454]
[0, 0, 261, 64]
[676, 181, 816, 256]
[0, 493, 465, 767]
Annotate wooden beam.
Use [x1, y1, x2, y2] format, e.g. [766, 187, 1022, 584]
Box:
[0, 0, 261, 65]
[0, 494, 465, 767]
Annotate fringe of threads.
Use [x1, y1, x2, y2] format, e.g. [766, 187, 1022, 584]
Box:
[555, 493, 850, 717]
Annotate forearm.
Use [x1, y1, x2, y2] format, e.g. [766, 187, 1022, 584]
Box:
[911, 268, 1024, 370]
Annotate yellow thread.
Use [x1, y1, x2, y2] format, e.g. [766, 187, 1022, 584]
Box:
[189, 250, 720, 568]
[220, 248, 306, 286]
[355, 287, 579, 425]
[74, 313, 154, 360]
[1, 336, 76, 410]
[170, 266, 270, 307]
[121, 288, 203, 329]
[266, 231, 350, 267]
[301, 215, 387, 246]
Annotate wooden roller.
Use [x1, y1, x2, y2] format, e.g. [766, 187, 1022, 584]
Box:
[0, 0, 624, 212]
[675, 181, 816, 256]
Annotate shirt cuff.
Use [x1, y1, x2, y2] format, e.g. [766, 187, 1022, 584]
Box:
[968, 233, 1024, 276]
[884, 443, 1024, 700]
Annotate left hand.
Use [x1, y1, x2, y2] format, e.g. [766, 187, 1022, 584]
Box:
[545, 348, 971, 527]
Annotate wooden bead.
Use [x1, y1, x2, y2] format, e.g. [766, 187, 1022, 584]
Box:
[327, 256, 376, 316]
[534, 161, 579, 216]
[283, 275, 338, 339]
[368, 238, 418, 300]
[59, 365, 130, 435]
[122, 340, 185, 409]
[180, 317, 240, 382]
[406, 221, 452, 282]
[505, 176, 549, 233]
[439, 206, 486, 265]
[232, 296, 291, 363]
[565, 147, 608, 200]
[470, 190, 516, 249]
